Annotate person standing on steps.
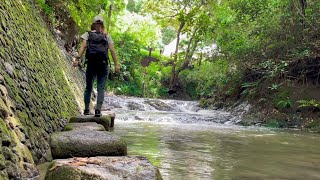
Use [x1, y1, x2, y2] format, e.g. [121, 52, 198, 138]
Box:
[73, 16, 120, 117]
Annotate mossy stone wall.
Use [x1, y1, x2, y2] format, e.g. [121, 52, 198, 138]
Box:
[0, 0, 85, 179]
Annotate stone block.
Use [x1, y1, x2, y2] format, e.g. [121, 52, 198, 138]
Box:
[45, 156, 162, 180]
[69, 115, 114, 131]
[50, 130, 127, 159]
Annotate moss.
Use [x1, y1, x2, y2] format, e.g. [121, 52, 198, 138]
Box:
[45, 165, 82, 180]
[0, 154, 5, 170]
[80, 172, 104, 179]
[0, 0, 85, 178]
[0, 118, 9, 134]
[69, 116, 111, 131]
[17, 111, 29, 122]
[99, 116, 111, 131]
[156, 168, 163, 180]
[0, 171, 9, 180]
[63, 124, 73, 131]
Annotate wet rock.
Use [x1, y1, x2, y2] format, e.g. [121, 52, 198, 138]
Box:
[69, 114, 115, 130]
[4, 62, 14, 77]
[213, 101, 224, 110]
[14, 128, 26, 144]
[6, 161, 20, 178]
[0, 84, 8, 97]
[21, 162, 40, 179]
[64, 122, 105, 131]
[0, 74, 4, 84]
[19, 82, 29, 90]
[128, 102, 145, 111]
[0, 108, 10, 119]
[144, 99, 174, 111]
[135, 115, 144, 120]
[50, 130, 127, 159]
[0, 172, 8, 180]
[45, 156, 162, 180]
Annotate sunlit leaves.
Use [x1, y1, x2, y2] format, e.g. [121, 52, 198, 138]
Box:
[115, 11, 162, 47]
[66, 0, 125, 32]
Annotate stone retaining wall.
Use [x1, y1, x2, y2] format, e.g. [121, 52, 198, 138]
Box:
[0, 1, 85, 179]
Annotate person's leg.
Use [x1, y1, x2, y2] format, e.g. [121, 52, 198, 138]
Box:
[95, 63, 108, 112]
[84, 64, 96, 112]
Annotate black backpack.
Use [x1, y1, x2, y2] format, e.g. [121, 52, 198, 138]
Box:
[85, 31, 108, 61]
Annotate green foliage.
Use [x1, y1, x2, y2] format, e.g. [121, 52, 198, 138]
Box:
[67, 0, 125, 32]
[145, 62, 170, 98]
[107, 32, 170, 97]
[162, 27, 176, 45]
[116, 11, 162, 47]
[273, 90, 292, 109]
[36, 0, 55, 23]
[126, 0, 145, 13]
[108, 32, 143, 96]
[36, 0, 54, 15]
[240, 81, 259, 98]
[265, 119, 287, 128]
[180, 59, 231, 98]
[277, 98, 293, 109]
[298, 100, 320, 109]
[110, 81, 143, 96]
[40, 0, 320, 104]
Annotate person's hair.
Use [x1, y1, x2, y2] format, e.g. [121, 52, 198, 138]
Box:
[90, 22, 104, 33]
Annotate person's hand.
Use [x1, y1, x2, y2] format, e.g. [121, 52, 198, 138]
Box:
[115, 64, 120, 74]
[103, 29, 108, 36]
[72, 58, 80, 67]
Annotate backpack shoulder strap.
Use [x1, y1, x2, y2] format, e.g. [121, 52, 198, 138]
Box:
[87, 31, 92, 41]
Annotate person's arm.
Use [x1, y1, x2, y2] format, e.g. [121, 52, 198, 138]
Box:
[108, 42, 120, 73]
[78, 39, 87, 58]
[73, 39, 87, 67]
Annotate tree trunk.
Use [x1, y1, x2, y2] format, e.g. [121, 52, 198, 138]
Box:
[300, 0, 307, 39]
[169, 21, 185, 90]
[107, 4, 113, 32]
[177, 28, 198, 74]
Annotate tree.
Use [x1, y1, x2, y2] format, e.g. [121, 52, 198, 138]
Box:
[144, 0, 218, 91]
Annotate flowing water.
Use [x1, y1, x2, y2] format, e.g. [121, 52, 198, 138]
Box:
[103, 95, 320, 180]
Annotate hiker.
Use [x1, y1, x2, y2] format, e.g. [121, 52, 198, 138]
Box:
[73, 16, 120, 117]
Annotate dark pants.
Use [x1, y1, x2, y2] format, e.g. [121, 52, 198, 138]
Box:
[84, 59, 109, 111]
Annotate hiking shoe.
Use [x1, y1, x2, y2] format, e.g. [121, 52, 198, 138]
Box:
[94, 110, 102, 117]
[83, 109, 90, 115]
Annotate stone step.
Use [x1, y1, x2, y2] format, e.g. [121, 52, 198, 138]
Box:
[50, 130, 127, 159]
[63, 122, 105, 131]
[69, 113, 115, 131]
[45, 156, 162, 180]
[104, 111, 116, 127]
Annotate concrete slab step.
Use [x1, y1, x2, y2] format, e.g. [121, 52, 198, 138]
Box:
[50, 130, 127, 159]
[45, 156, 162, 180]
[69, 114, 114, 131]
[63, 122, 105, 131]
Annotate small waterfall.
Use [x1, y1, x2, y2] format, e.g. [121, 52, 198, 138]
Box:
[103, 95, 239, 125]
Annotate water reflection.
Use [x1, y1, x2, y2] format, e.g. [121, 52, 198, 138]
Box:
[113, 122, 320, 180]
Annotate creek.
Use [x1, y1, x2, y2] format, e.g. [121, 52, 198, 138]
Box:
[105, 95, 320, 180]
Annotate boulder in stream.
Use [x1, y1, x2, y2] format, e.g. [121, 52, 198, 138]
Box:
[45, 156, 162, 180]
[144, 99, 174, 111]
[127, 101, 145, 111]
